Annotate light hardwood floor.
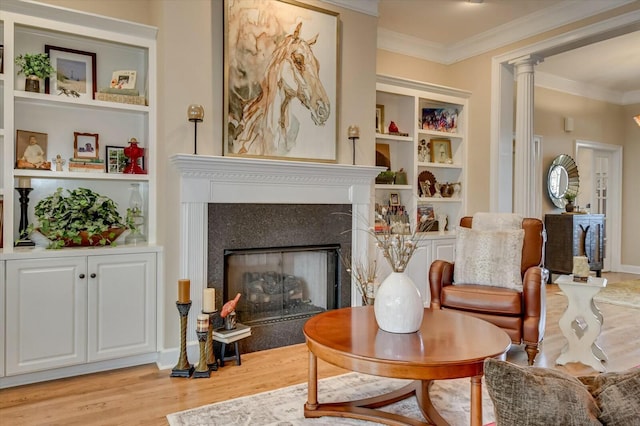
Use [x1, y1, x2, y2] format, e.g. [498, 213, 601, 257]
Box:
[1, 272, 638, 426]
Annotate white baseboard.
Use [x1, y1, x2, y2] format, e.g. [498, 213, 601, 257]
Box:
[156, 341, 200, 370]
[618, 264, 640, 275]
[0, 352, 158, 389]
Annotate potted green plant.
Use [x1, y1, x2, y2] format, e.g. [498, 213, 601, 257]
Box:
[14, 53, 56, 93]
[564, 191, 577, 212]
[27, 187, 127, 249]
[375, 170, 396, 185]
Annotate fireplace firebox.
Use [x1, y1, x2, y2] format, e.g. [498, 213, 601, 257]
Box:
[224, 244, 340, 326]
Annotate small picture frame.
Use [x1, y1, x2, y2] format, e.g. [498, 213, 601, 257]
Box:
[430, 138, 452, 164]
[390, 193, 400, 206]
[110, 70, 137, 90]
[106, 146, 127, 173]
[376, 104, 385, 133]
[15, 130, 49, 169]
[74, 132, 99, 160]
[45, 45, 97, 100]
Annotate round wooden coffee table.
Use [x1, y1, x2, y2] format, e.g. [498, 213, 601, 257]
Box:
[303, 306, 511, 426]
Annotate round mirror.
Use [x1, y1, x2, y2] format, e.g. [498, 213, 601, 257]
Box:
[547, 154, 579, 208]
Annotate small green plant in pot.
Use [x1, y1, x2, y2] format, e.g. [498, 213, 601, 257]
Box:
[28, 187, 127, 249]
[14, 53, 56, 93]
[564, 191, 577, 212]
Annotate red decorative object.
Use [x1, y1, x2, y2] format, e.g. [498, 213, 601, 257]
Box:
[123, 137, 146, 174]
[220, 293, 241, 318]
[388, 121, 399, 133]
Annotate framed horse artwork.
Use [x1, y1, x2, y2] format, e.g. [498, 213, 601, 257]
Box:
[224, 0, 339, 162]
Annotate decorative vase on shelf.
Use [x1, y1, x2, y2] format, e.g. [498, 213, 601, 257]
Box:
[25, 76, 40, 93]
[438, 214, 447, 234]
[125, 183, 146, 244]
[373, 272, 424, 334]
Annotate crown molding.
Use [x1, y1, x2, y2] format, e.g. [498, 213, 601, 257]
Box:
[378, 0, 635, 65]
[535, 71, 633, 105]
[321, 0, 378, 16]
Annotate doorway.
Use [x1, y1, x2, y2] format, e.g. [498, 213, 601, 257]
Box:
[575, 140, 623, 272]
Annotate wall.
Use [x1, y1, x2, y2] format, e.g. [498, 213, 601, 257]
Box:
[622, 103, 640, 267]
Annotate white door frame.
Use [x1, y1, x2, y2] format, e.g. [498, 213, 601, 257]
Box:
[575, 140, 623, 272]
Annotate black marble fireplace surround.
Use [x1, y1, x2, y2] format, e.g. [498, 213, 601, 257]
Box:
[207, 203, 352, 353]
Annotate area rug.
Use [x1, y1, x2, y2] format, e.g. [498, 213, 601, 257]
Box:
[594, 279, 640, 309]
[167, 372, 495, 426]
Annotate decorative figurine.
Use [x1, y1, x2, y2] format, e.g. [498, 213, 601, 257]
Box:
[388, 121, 399, 133]
[54, 154, 65, 171]
[220, 293, 241, 318]
[123, 137, 146, 174]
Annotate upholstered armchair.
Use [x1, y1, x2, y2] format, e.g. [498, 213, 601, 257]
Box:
[429, 215, 546, 365]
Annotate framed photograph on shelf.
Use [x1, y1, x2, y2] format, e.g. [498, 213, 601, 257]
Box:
[223, 0, 338, 162]
[417, 204, 437, 232]
[375, 142, 391, 170]
[15, 130, 50, 169]
[74, 132, 99, 160]
[430, 138, 452, 164]
[110, 70, 137, 90]
[421, 107, 459, 133]
[390, 193, 400, 206]
[376, 104, 385, 133]
[106, 146, 127, 173]
[45, 45, 97, 100]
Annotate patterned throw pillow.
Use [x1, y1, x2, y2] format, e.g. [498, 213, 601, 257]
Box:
[484, 358, 602, 426]
[454, 227, 524, 291]
[589, 367, 640, 426]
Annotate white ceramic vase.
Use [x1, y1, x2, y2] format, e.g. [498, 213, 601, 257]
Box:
[374, 272, 424, 333]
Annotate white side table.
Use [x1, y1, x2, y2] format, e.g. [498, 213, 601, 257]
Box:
[555, 274, 608, 372]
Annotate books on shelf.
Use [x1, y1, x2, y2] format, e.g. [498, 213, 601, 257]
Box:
[68, 159, 105, 173]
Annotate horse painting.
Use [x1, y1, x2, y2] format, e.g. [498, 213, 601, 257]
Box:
[230, 22, 331, 157]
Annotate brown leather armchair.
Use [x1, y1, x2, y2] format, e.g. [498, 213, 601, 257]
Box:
[429, 216, 546, 365]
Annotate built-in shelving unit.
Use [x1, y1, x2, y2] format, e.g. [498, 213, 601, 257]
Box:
[0, 0, 161, 388]
[374, 75, 471, 304]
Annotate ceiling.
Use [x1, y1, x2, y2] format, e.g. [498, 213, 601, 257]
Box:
[373, 0, 640, 105]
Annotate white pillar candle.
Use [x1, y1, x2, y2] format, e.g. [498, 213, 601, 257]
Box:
[18, 177, 32, 188]
[203, 288, 216, 312]
[196, 314, 209, 332]
[348, 125, 360, 138]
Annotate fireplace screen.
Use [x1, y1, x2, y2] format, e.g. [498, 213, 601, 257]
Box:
[224, 245, 340, 325]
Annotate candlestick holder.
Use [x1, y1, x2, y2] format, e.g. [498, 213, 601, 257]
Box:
[349, 136, 359, 165]
[171, 301, 194, 377]
[205, 311, 219, 371]
[193, 330, 211, 378]
[15, 187, 35, 247]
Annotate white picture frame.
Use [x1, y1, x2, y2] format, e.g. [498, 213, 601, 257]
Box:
[110, 70, 137, 90]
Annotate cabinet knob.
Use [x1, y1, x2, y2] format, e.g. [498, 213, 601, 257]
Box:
[79, 274, 86, 279]
[90, 273, 97, 278]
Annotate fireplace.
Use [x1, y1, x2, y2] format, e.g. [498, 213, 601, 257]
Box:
[170, 154, 381, 355]
[209, 203, 352, 352]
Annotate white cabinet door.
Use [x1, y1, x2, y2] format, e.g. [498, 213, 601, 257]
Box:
[87, 253, 156, 362]
[433, 238, 456, 263]
[405, 245, 432, 305]
[0, 261, 5, 377]
[6, 257, 87, 375]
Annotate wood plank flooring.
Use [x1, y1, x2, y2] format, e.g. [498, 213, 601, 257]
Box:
[1, 272, 639, 426]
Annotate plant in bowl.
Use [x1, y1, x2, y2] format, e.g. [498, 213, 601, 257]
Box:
[28, 187, 127, 249]
[375, 170, 396, 185]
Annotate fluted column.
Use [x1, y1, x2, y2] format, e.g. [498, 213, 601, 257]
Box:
[509, 55, 542, 217]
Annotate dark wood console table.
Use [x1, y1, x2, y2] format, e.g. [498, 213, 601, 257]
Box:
[544, 213, 605, 277]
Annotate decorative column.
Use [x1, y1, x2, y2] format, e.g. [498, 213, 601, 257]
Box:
[509, 55, 542, 218]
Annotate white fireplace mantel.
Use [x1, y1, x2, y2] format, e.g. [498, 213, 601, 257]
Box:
[170, 154, 382, 335]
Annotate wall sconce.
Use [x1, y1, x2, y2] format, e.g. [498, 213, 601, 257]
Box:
[564, 117, 574, 133]
[188, 104, 204, 155]
[634, 114, 640, 127]
[348, 125, 360, 165]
